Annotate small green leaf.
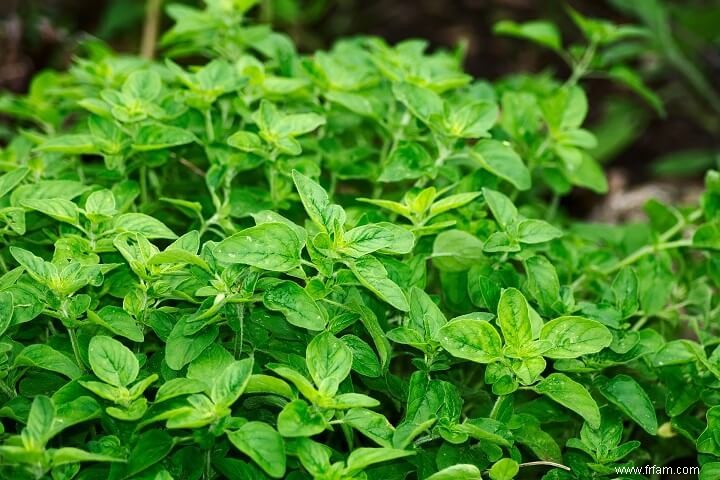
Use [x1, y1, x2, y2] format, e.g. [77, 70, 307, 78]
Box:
[438, 317, 503, 363]
[516, 219, 563, 244]
[210, 358, 254, 408]
[489, 458, 519, 480]
[494, 20, 562, 51]
[426, 465, 483, 480]
[482, 188, 518, 230]
[306, 332, 353, 395]
[14, 344, 82, 380]
[534, 373, 601, 428]
[540, 316, 612, 359]
[214, 222, 304, 271]
[263, 281, 327, 331]
[347, 256, 409, 311]
[277, 400, 327, 437]
[473, 140, 531, 190]
[22, 198, 79, 225]
[228, 422, 286, 478]
[113, 213, 177, 239]
[497, 288, 533, 350]
[88, 335, 139, 387]
[596, 374, 658, 435]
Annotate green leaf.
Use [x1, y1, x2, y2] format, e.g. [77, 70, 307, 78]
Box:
[445, 101, 498, 138]
[228, 422, 286, 478]
[534, 373, 601, 428]
[88, 335, 139, 387]
[0, 291, 13, 336]
[291, 170, 344, 233]
[113, 213, 177, 239]
[540, 316, 612, 359]
[438, 317, 503, 363]
[432, 230, 485, 272]
[214, 222, 304, 271]
[489, 458, 519, 480]
[482, 188, 518, 230]
[36, 134, 98, 154]
[596, 375, 658, 435]
[611, 267, 640, 318]
[263, 281, 327, 330]
[345, 447, 414, 474]
[25, 395, 55, 447]
[342, 335, 382, 378]
[228, 130, 265, 153]
[473, 140, 531, 190]
[132, 124, 195, 151]
[392, 82, 443, 124]
[379, 141, 433, 182]
[524, 256, 560, 314]
[14, 344, 82, 380]
[0, 167, 29, 198]
[51, 447, 123, 466]
[341, 224, 398, 257]
[497, 288, 533, 350]
[407, 287, 447, 340]
[347, 256, 409, 311]
[516, 219, 563, 244]
[694, 221, 720, 250]
[306, 332, 353, 395]
[155, 378, 207, 402]
[123, 70, 162, 101]
[125, 430, 174, 477]
[277, 399, 327, 437]
[426, 465, 483, 480]
[494, 20, 562, 51]
[210, 358, 254, 408]
[343, 408, 395, 447]
[22, 198, 79, 225]
[84, 189, 117, 219]
[87, 306, 144, 342]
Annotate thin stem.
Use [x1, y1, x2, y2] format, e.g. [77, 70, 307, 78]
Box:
[519, 461, 571, 472]
[0, 378, 16, 398]
[140, 0, 163, 60]
[0, 249, 8, 273]
[68, 328, 86, 372]
[204, 448, 212, 480]
[205, 110, 215, 144]
[564, 41, 597, 88]
[600, 239, 692, 276]
[140, 164, 149, 205]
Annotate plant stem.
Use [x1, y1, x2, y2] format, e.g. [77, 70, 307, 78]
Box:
[68, 328, 86, 372]
[140, 164, 149, 205]
[0, 378, 16, 398]
[519, 461, 571, 471]
[564, 41, 597, 88]
[140, 0, 163, 60]
[601, 239, 692, 276]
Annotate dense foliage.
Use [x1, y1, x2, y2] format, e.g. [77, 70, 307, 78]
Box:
[0, 1, 719, 479]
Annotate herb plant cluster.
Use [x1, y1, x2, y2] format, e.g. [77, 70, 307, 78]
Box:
[0, 1, 718, 479]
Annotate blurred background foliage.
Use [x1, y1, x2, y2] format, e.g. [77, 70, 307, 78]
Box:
[1, 0, 719, 193]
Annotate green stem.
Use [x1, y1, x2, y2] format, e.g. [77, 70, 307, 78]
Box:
[600, 239, 692, 276]
[564, 41, 597, 88]
[0, 248, 8, 273]
[140, 165, 149, 205]
[0, 378, 16, 398]
[205, 110, 215, 144]
[68, 328, 86, 372]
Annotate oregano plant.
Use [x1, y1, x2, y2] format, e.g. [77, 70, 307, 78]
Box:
[0, 1, 718, 479]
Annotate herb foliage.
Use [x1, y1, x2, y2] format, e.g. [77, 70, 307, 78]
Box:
[0, 2, 718, 479]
